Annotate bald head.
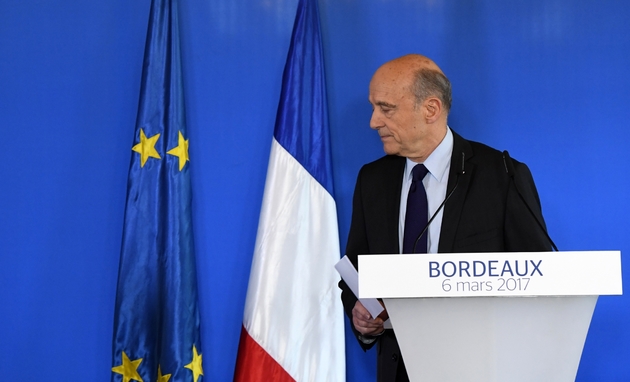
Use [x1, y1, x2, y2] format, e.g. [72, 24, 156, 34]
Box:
[382, 54, 443, 73]
[374, 54, 452, 114]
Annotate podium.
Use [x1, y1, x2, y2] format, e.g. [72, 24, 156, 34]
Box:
[358, 251, 622, 382]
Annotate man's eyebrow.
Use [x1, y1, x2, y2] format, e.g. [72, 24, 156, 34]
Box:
[373, 101, 396, 109]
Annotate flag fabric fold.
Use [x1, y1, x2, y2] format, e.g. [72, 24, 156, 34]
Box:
[234, 0, 345, 381]
[111, 0, 203, 381]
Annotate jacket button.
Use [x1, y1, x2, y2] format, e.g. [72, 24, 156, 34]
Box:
[392, 353, 398, 361]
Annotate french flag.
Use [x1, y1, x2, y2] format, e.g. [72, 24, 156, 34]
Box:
[233, 0, 346, 381]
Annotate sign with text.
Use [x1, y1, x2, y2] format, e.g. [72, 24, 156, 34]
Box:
[358, 251, 622, 298]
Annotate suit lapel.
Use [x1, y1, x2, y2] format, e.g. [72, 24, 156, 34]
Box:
[438, 131, 474, 253]
[384, 157, 405, 253]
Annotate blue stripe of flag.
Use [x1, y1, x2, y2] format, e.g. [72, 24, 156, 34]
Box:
[273, 0, 334, 196]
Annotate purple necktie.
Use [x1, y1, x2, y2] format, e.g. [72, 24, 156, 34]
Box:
[403, 164, 429, 253]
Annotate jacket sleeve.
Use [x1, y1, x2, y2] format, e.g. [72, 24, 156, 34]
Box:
[338, 167, 379, 351]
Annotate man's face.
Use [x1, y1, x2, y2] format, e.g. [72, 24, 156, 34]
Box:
[368, 69, 427, 158]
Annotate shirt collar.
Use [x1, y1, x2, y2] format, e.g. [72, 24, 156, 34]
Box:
[404, 127, 454, 182]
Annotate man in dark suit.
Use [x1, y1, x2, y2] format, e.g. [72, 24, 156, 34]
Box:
[339, 54, 552, 381]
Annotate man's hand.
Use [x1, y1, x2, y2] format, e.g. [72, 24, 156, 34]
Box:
[352, 300, 386, 336]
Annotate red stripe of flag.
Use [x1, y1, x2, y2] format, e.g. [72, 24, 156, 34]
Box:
[234, 325, 296, 382]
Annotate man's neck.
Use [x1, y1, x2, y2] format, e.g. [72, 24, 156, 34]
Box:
[407, 125, 447, 163]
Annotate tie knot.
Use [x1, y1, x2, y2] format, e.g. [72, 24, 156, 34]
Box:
[412, 164, 429, 182]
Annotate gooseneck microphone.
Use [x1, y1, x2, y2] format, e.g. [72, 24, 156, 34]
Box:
[502, 150, 558, 252]
[412, 152, 465, 253]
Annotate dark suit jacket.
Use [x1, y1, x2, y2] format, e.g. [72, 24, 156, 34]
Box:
[339, 130, 552, 382]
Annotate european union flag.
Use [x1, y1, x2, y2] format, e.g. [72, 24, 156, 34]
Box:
[111, 0, 203, 381]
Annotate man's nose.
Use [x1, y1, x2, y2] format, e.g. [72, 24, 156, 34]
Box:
[369, 110, 382, 130]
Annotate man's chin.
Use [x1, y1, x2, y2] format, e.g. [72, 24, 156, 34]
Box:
[382, 145, 400, 156]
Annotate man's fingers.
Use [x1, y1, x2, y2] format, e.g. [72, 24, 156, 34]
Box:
[352, 306, 372, 322]
[353, 315, 384, 334]
[352, 300, 386, 334]
[353, 319, 384, 335]
[353, 310, 371, 321]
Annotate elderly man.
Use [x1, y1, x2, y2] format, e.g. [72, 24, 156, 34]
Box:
[339, 54, 552, 382]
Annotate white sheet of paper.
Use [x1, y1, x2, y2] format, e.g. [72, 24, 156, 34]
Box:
[335, 255, 391, 330]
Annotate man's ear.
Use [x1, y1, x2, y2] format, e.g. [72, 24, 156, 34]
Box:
[424, 97, 442, 123]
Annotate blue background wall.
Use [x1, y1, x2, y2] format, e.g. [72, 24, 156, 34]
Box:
[1, 0, 628, 380]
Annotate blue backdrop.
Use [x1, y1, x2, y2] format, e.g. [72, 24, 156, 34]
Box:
[1, 0, 628, 380]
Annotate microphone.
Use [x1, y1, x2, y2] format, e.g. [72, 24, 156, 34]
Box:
[412, 152, 465, 253]
[502, 150, 558, 252]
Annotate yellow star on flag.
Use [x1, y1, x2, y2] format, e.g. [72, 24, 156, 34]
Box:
[184, 345, 203, 382]
[166, 130, 190, 171]
[132, 128, 161, 167]
[157, 365, 171, 382]
[111, 351, 144, 382]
